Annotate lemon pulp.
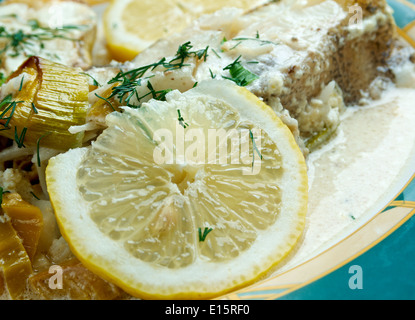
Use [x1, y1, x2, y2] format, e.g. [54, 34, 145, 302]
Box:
[47, 80, 307, 299]
[77, 93, 283, 268]
[104, 0, 269, 61]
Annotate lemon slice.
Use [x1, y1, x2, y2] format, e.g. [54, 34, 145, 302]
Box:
[46, 80, 308, 299]
[103, 0, 268, 62]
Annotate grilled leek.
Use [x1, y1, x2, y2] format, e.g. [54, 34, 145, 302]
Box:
[0, 216, 33, 300]
[0, 56, 89, 150]
[1, 192, 43, 261]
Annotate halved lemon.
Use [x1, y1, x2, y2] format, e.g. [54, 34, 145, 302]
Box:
[46, 79, 308, 299]
[103, 0, 269, 62]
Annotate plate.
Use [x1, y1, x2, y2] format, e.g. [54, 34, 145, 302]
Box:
[217, 0, 415, 300]
[86, 0, 415, 300]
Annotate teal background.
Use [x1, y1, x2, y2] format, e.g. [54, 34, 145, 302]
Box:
[388, 0, 415, 27]
[279, 211, 415, 299]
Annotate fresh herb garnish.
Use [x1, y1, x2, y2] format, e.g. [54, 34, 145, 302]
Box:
[223, 56, 259, 86]
[0, 95, 24, 130]
[211, 48, 221, 59]
[31, 102, 38, 114]
[0, 72, 6, 86]
[14, 126, 27, 148]
[30, 191, 40, 200]
[0, 93, 12, 110]
[18, 75, 24, 91]
[146, 81, 172, 102]
[0, 19, 86, 62]
[232, 37, 277, 46]
[0, 186, 3, 208]
[95, 93, 116, 111]
[249, 129, 263, 169]
[167, 41, 208, 70]
[105, 41, 208, 108]
[232, 33, 278, 46]
[229, 41, 242, 50]
[36, 132, 51, 167]
[177, 109, 189, 128]
[198, 227, 213, 242]
[222, 32, 278, 52]
[81, 72, 101, 87]
[0, 186, 10, 208]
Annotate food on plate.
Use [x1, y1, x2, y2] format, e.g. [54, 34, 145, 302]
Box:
[0, 56, 89, 150]
[103, 0, 269, 62]
[90, 0, 410, 155]
[46, 79, 308, 299]
[0, 0, 97, 77]
[0, 0, 414, 300]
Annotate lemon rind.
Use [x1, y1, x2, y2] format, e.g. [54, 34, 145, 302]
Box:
[46, 80, 308, 300]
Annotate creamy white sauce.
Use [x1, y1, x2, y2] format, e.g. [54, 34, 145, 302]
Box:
[278, 86, 415, 271]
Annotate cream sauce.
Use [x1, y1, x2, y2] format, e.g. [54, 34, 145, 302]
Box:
[279, 86, 415, 271]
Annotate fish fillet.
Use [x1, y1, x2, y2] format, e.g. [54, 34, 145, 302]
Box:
[88, 0, 414, 154]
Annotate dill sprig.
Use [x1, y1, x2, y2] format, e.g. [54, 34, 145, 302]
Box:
[105, 41, 208, 108]
[107, 58, 166, 107]
[30, 191, 40, 200]
[177, 109, 189, 128]
[36, 132, 52, 167]
[166, 41, 208, 71]
[198, 227, 213, 242]
[0, 94, 31, 148]
[0, 19, 86, 62]
[0, 94, 24, 130]
[249, 129, 263, 170]
[14, 126, 27, 148]
[0, 186, 11, 208]
[232, 37, 278, 46]
[223, 56, 259, 86]
[0, 72, 6, 86]
[81, 72, 101, 87]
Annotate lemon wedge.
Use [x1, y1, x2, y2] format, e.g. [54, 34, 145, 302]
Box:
[46, 80, 308, 299]
[103, 0, 268, 62]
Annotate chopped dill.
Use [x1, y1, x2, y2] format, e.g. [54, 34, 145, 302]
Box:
[105, 41, 208, 108]
[210, 48, 221, 59]
[0, 96, 24, 130]
[95, 93, 116, 111]
[232, 36, 278, 46]
[146, 81, 172, 102]
[177, 109, 189, 128]
[229, 41, 242, 50]
[31, 102, 38, 114]
[223, 56, 259, 86]
[0, 19, 87, 63]
[249, 129, 263, 169]
[14, 126, 27, 148]
[81, 72, 101, 87]
[0, 72, 6, 86]
[36, 132, 51, 167]
[30, 191, 40, 200]
[0, 186, 9, 207]
[18, 75, 24, 91]
[0, 94, 12, 110]
[198, 227, 213, 242]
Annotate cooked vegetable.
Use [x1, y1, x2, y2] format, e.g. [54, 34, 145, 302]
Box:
[29, 258, 126, 300]
[0, 216, 33, 299]
[1, 192, 43, 261]
[0, 56, 89, 150]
